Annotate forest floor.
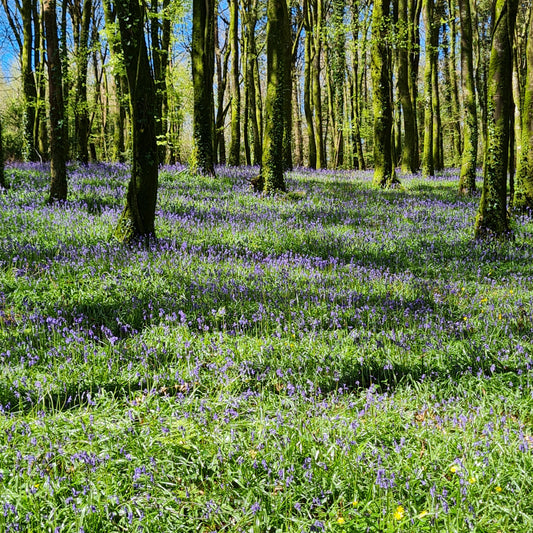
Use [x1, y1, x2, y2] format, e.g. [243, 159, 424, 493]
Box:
[1, 162, 533, 532]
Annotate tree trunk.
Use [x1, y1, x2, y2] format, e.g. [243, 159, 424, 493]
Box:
[73, 0, 92, 163]
[43, 0, 67, 202]
[35, 3, 48, 159]
[331, 0, 345, 168]
[371, 0, 398, 187]
[458, 0, 478, 194]
[398, 0, 417, 173]
[102, 0, 127, 162]
[192, 0, 216, 175]
[304, 0, 316, 168]
[228, 0, 241, 166]
[0, 119, 4, 188]
[22, 0, 38, 161]
[422, 0, 434, 177]
[446, 0, 462, 166]
[114, 0, 159, 242]
[514, 4, 533, 209]
[313, 0, 326, 168]
[475, 0, 518, 238]
[214, 10, 229, 165]
[257, 0, 291, 193]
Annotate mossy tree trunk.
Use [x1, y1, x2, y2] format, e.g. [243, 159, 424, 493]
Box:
[458, 0, 478, 194]
[408, 0, 422, 170]
[331, 0, 346, 169]
[258, 0, 291, 193]
[398, 0, 418, 173]
[431, 0, 443, 171]
[22, 0, 38, 162]
[102, 0, 127, 162]
[192, 0, 216, 176]
[303, 0, 317, 169]
[422, 0, 434, 177]
[475, 0, 518, 238]
[214, 10, 229, 165]
[228, 0, 241, 166]
[114, 0, 159, 242]
[371, 0, 398, 187]
[350, 0, 365, 170]
[514, 4, 533, 209]
[72, 0, 92, 164]
[43, 0, 68, 202]
[313, 0, 326, 169]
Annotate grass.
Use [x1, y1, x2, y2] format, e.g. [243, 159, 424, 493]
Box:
[0, 162, 532, 532]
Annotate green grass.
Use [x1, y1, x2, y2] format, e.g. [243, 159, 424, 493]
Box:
[0, 162, 532, 532]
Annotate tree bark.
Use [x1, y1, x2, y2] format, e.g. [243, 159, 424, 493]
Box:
[192, 0, 216, 175]
[371, 0, 398, 187]
[303, 0, 316, 168]
[228, 0, 241, 166]
[43, 0, 67, 202]
[422, 0, 434, 177]
[475, 0, 518, 238]
[257, 0, 291, 193]
[458, 0, 478, 194]
[114, 0, 159, 242]
[514, 4, 533, 209]
[331, 0, 345, 168]
[22, 0, 38, 161]
[0, 119, 4, 189]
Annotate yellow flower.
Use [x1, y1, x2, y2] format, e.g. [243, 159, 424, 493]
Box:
[495, 486, 502, 493]
[393, 505, 405, 520]
[337, 517, 346, 525]
[418, 510, 429, 519]
[352, 500, 358, 507]
[498, 313, 502, 320]
[469, 477, 476, 484]
[450, 465, 458, 473]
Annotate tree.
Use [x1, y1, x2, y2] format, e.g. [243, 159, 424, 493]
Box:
[475, 0, 518, 238]
[0, 118, 5, 188]
[330, 0, 346, 169]
[514, 4, 533, 209]
[255, 0, 291, 192]
[422, 0, 435, 177]
[113, 0, 159, 242]
[228, 0, 241, 166]
[192, 0, 216, 176]
[22, 0, 38, 161]
[397, 0, 420, 173]
[371, 0, 399, 187]
[457, 0, 478, 194]
[43, 0, 67, 202]
[70, 0, 92, 163]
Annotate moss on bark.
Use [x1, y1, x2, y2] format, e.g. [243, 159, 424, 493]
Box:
[475, 0, 518, 239]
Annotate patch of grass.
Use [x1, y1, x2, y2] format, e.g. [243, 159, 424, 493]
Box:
[0, 163, 532, 532]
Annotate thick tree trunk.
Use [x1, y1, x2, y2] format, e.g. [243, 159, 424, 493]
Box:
[228, 0, 241, 166]
[475, 0, 518, 238]
[192, 0, 216, 175]
[458, 0, 478, 194]
[258, 0, 291, 193]
[313, 0, 326, 169]
[114, 0, 159, 242]
[514, 4, 533, 209]
[43, 0, 67, 202]
[408, 0, 422, 169]
[371, 0, 398, 187]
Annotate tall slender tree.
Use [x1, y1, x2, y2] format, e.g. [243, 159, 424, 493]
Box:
[422, 0, 435, 177]
[371, 0, 398, 187]
[113, 0, 159, 242]
[255, 0, 291, 192]
[0, 118, 5, 189]
[514, 3, 533, 209]
[192, 0, 216, 176]
[43, 0, 67, 202]
[22, 0, 38, 161]
[458, 0, 478, 194]
[228, 0, 241, 166]
[475, 0, 519, 238]
[331, 0, 346, 168]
